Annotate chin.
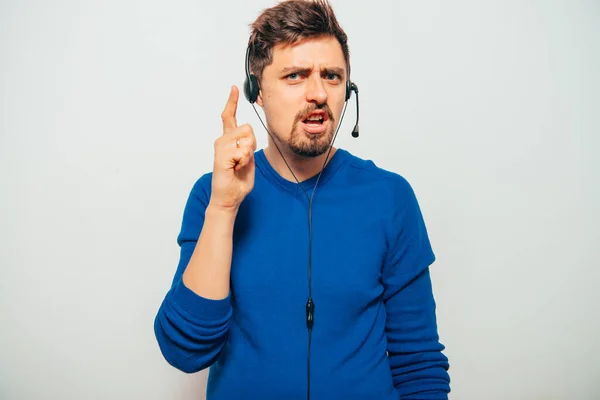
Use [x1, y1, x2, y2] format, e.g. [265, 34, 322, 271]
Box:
[291, 146, 328, 158]
[289, 128, 335, 158]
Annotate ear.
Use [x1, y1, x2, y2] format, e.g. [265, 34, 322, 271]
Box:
[256, 90, 264, 107]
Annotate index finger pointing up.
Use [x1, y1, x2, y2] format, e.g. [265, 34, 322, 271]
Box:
[221, 85, 239, 132]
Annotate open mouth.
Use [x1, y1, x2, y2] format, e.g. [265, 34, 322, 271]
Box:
[301, 110, 328, 134]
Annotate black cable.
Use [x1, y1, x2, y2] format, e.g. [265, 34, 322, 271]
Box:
[250, 100, 349, 400]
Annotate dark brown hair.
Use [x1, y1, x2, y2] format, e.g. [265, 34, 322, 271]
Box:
[248, 0, 350, 82]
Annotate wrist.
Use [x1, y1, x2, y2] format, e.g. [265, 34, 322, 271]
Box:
[206, 202, 240, 218]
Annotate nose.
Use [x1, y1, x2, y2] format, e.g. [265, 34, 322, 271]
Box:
[305, 74, 327, 105]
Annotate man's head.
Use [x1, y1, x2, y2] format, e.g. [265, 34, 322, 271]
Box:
[247, 0, 350, 158]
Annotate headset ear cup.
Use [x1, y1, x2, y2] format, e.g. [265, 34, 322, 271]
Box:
[345, 80, 352, 101]
[244, 74, 259, 103]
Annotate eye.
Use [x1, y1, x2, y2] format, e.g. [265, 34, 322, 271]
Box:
[325, 72, 341, 81]
[286, 72, 305, 82]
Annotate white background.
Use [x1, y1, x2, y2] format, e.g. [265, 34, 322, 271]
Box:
[1, 0, 599, 399]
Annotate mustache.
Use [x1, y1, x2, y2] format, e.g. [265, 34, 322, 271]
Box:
[293, 103, 334, 125]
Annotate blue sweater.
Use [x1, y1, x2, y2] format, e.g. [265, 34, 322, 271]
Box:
[154, 148, 450, 399]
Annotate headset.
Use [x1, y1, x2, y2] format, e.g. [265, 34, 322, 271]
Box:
[242, 43, 360, 400]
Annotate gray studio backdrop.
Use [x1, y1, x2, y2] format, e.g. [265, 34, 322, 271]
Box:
[1, 0, 598, 399]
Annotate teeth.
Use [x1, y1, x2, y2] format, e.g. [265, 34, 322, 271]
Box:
[306, 115, 324, 121]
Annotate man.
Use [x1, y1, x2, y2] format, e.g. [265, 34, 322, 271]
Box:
[154, 0, 451, 399]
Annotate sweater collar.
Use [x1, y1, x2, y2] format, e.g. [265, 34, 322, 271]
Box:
[255, 147, 348, 197]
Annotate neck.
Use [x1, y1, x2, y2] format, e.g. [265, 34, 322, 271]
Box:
[263, 144, 337, 183]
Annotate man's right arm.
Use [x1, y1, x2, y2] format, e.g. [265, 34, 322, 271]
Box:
[182, 204, 237, 300]
[154, 86, 256, 373]
[153, 178, 236, 373]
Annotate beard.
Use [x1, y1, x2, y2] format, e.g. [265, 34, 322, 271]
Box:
[275, 103, 336, 158]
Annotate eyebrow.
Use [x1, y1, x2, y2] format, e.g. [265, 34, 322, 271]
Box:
[280, 66, 345, 77]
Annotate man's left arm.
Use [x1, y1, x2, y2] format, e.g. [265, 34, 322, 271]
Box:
[383, 177, 451, 399]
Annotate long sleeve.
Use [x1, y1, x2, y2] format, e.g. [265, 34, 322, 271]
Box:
[154, 174, 232, 373]
[383, 177, 450, 399]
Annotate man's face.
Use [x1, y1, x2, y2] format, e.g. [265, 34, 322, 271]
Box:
[257, 35, 347, 158]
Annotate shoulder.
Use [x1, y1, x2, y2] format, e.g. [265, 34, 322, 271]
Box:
[188, 172, 213, 202]
[339, 149, 419, 206]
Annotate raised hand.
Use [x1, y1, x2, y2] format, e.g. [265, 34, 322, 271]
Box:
[209, 86, 257, 211]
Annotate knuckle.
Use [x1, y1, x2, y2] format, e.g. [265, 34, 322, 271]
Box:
[240, 123, 253, 135]
[214, 137, 226, 151]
